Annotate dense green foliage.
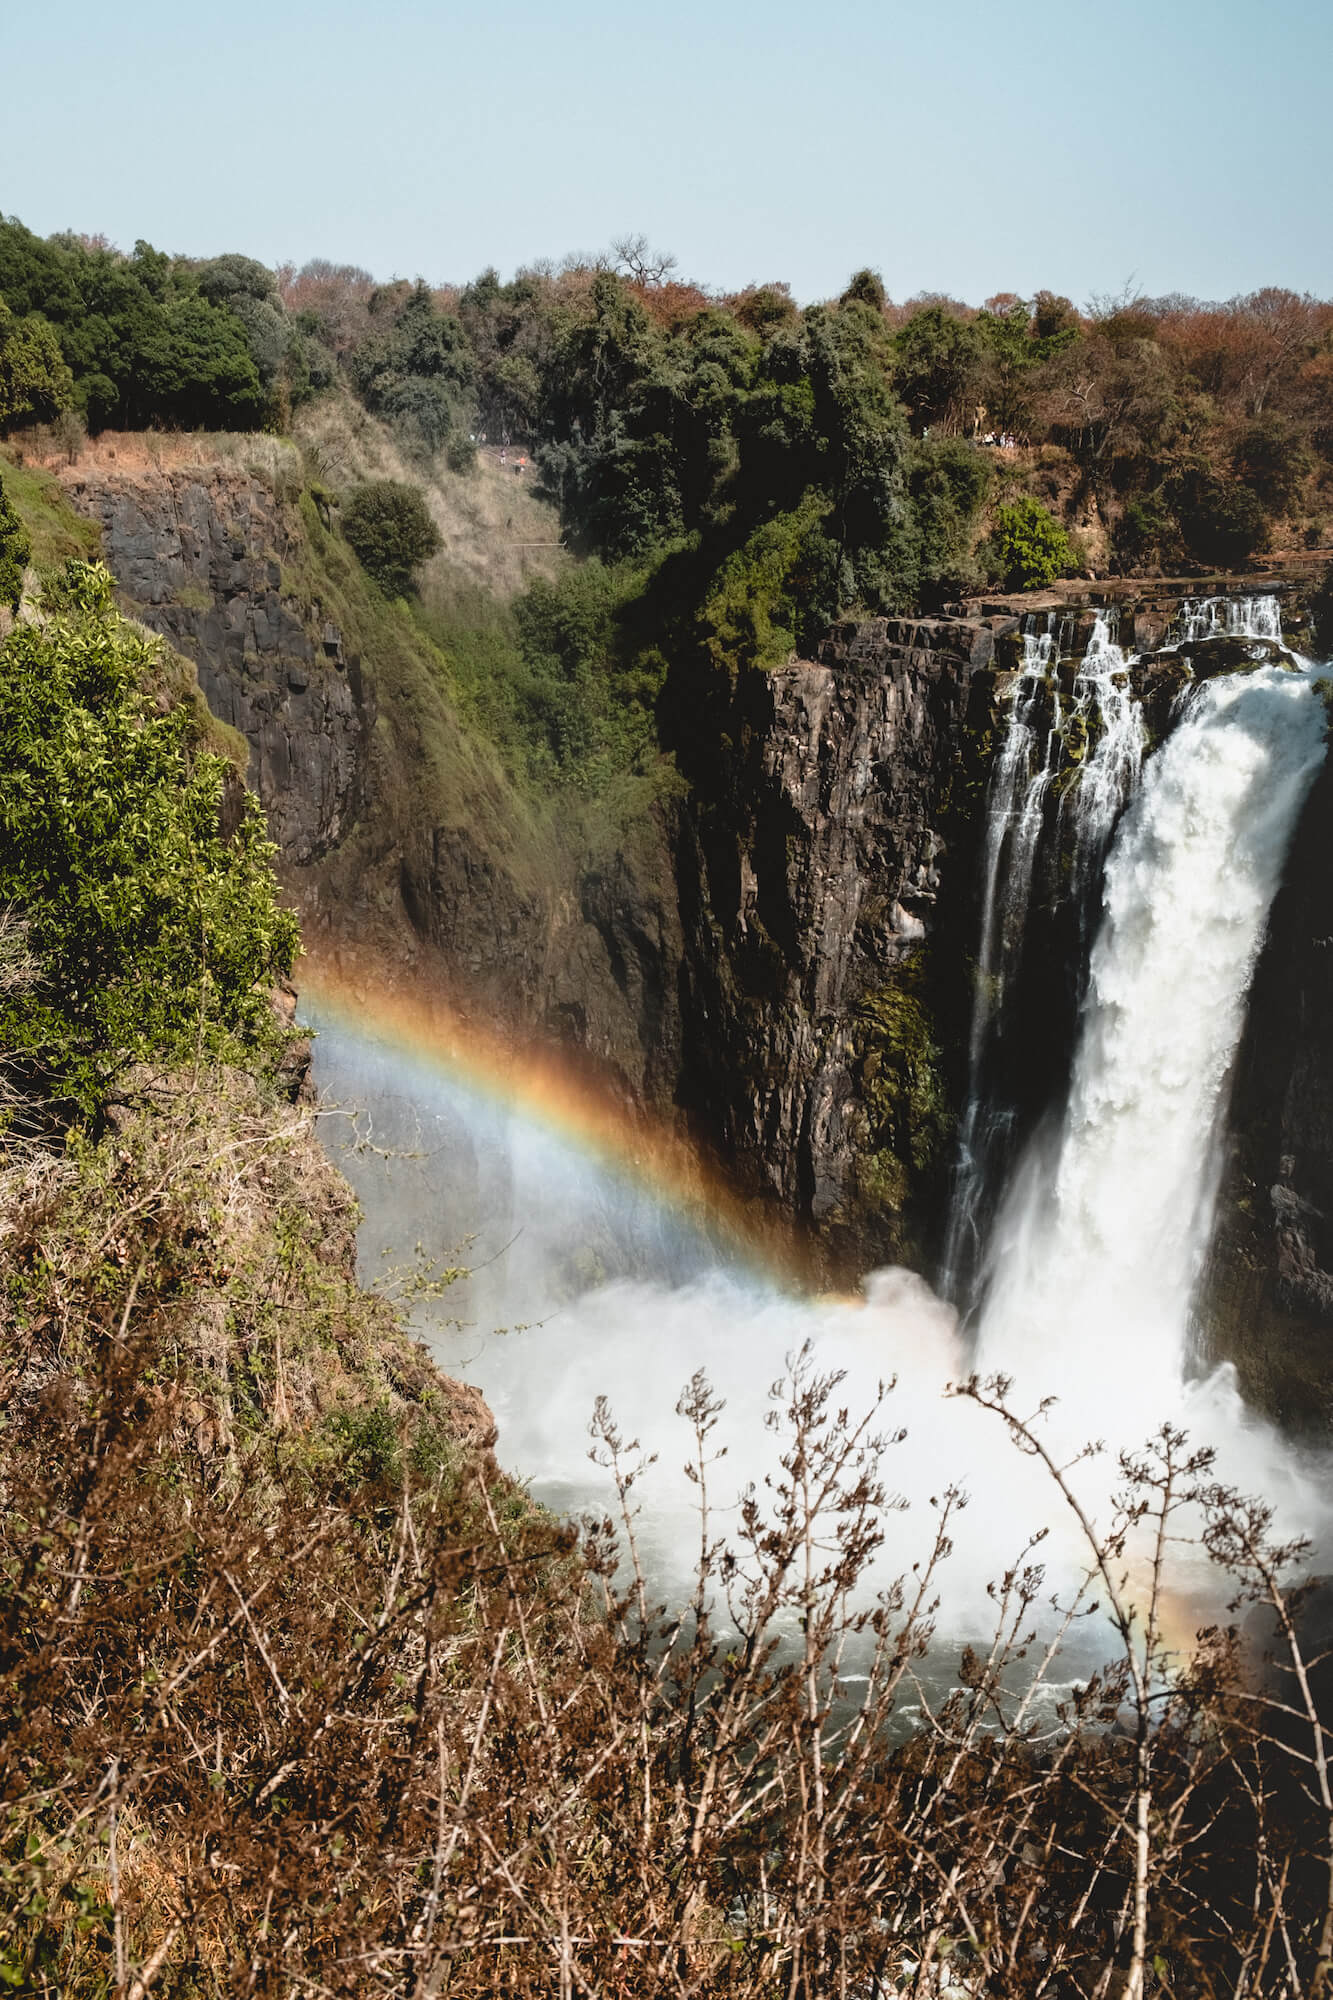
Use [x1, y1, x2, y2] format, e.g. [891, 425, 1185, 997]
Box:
[342, 478, 443, 594]
[987, 495, 1077, 589]
[347, 279, 474, 458]
[0, 296, 74, 429]
[0, 562, 299, 1112]
[0, 217, 316, 430]
[0, 472, 29, 611]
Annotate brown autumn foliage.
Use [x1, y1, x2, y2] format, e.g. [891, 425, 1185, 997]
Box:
[4, 1058, 1333, 1999]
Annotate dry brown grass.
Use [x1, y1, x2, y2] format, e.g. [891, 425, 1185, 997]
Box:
[293, 388, 569, 604]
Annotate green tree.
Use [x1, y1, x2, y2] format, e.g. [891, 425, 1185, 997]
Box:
[0, 219, 265, 431]
[0, 474, 30, 612]
[893, 304, 983, 435]
[908, 436, 991, 603]
[987, 496, 1077, 590]
[0, 300, 74, 430]
[0, 562, 299, 1113]
[348, 281, 474, 455]
[1168, 464, 1271, 568]
[1232, 414, 1312, 514]
[342, 479, 442, 593]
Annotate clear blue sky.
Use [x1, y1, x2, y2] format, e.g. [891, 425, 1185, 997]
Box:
[3, 0, 1330, 306]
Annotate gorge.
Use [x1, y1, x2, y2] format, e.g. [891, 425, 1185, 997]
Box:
[53, 432, 1333, 1481]
[289, 588, 1333, 1625]
[7, 244, 1333, 1984]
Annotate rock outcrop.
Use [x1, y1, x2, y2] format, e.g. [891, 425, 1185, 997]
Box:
[58, 446, 684, 1115]
[670, 615, 997, 1272]
[65, 461, 367, 866]
[1205, 746, 1333, 1428]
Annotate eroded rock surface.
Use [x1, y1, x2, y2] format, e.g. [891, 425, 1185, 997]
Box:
[1206, 751, 1333, 1427]
[65, 464, 367, 864]
[671, 615, 995, 1271]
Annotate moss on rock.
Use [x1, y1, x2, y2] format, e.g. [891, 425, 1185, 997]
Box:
[851, 963, 952, 1229]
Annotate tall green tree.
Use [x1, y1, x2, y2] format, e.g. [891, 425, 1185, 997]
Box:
[342, 479, 442, 593]
[0, 300, 74, 430]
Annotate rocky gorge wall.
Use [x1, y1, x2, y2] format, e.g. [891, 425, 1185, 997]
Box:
[55, 443, 684, 1113]
[667, 615, 998, 1274]
[1205, 743, 1333, 1429]
[65, 455, 367, 866]
[51, 441, 1333, 1407]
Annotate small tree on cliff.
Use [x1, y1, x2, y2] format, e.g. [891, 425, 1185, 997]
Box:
[0, 560, 299, 1113]
[342, 477, 442, 595]
[987, 494, 1077, 590]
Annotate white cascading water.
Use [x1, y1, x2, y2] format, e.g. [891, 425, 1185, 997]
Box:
[943, 609, 1147, 1294]
[939, 617, 1061, 1290]
[1064, 610, 1147, 907]
[1174, 593, 1284, 644]
[978, 643, 1327, 1422]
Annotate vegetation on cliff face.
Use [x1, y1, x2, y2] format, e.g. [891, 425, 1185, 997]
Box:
[852, 971, 952, 1229]
[340, 475, 442, 594]
[0, 564, 299, 1115]
[0, 472, 29, 612]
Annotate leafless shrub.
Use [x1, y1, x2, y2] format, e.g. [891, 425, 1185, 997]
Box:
[2, 1262, 1332, 1999]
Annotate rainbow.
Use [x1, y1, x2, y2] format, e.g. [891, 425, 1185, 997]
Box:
[297, 955, 817, 1294]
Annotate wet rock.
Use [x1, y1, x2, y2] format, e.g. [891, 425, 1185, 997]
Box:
[1205, 748, 1333, 1430]
[670, 616, 989, 1272]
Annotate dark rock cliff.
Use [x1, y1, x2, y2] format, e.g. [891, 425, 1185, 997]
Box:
[1205, 747, 1333, 1428]
[66, 463, 367, 866]
[670, 615, 999, 1274]
[59, 451, 683, 1113]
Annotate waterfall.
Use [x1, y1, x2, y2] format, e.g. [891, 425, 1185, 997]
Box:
[943, 610, 1147, 1299]
[1173, 593, 1285, 644]
[1063, 611, 1146, 908]
[944, 591, 1295, 1310]
[940, 619, 1061, 1290]
[308, 588, 1329, 1627]
[976, 652, 1327, 1403]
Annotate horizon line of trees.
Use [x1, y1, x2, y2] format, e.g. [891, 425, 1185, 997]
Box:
[4, 212, 1332, 768]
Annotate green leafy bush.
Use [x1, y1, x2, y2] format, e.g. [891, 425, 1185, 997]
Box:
[342, 478, 442, 594]
[987, 496, 1077, 590]
[908, 437, 991, 604]
[1111, 490, 1178, 571]
[0, 473, 29, 611]
[698, 496, 838, 671]
[0, 299, 74, 430]
[0, 562, 299, 1113]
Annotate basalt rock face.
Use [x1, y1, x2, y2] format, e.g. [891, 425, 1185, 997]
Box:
[60, 452, 683, 1113]
[1205, 750, 1333, 1429]
[671, 616, 998, 1276]
[64, 464, 367, 865]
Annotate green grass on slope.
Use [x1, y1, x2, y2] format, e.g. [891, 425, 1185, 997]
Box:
[0, 445, 103, 569]
[282, 488, 567, 904]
